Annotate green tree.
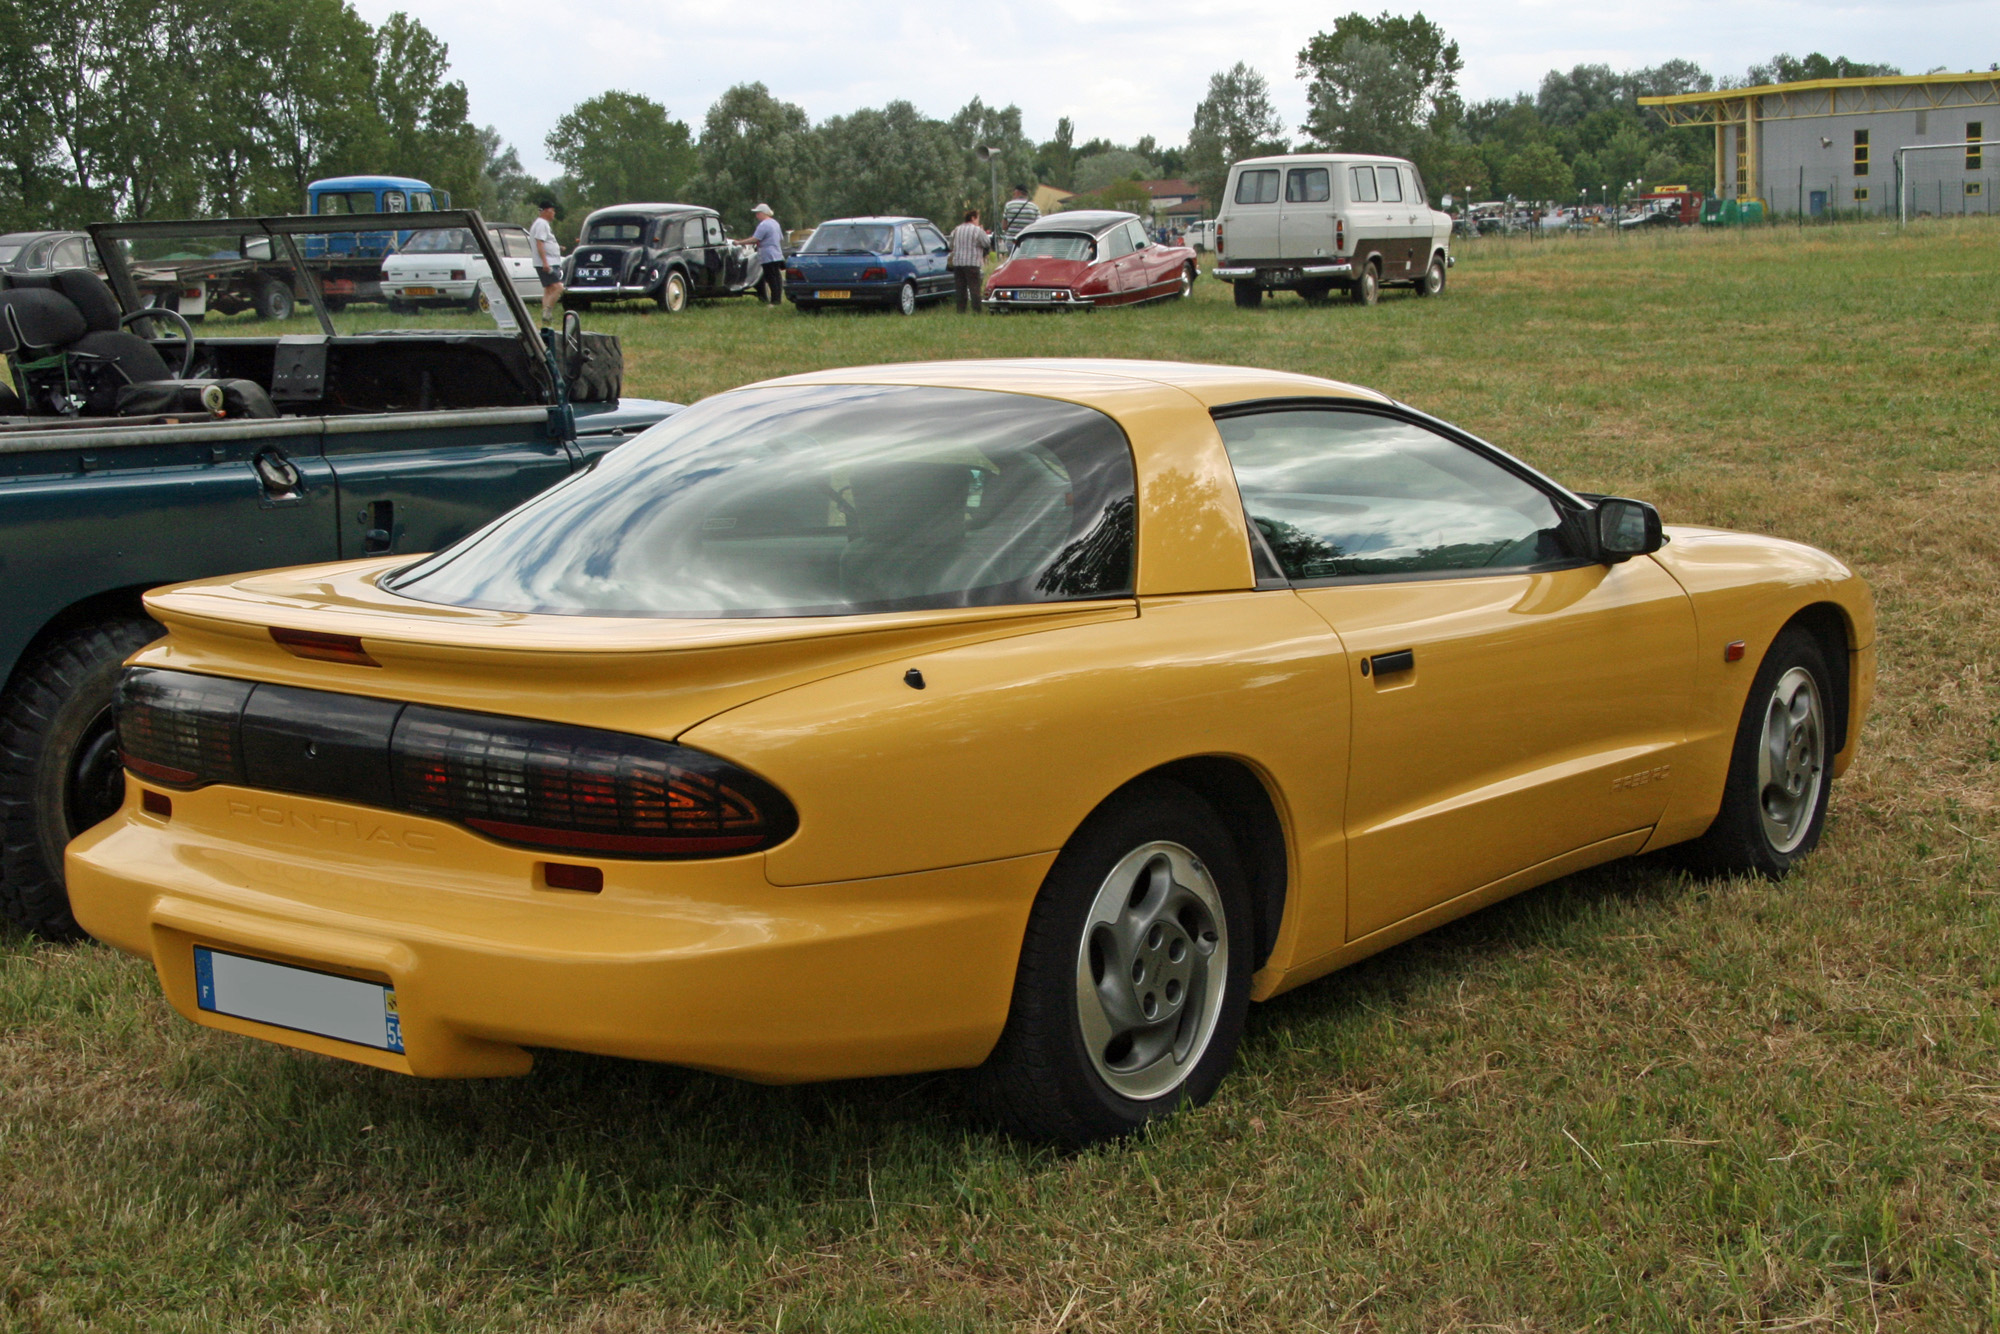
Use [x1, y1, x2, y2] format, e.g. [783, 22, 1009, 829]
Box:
[1074, 149, 1158, 194]
[1301, 38, 1427, 157]
[813, 101, 958, 223]
[689, 83, 815, 231]
[1501, 142, 1572, 202]
[1185, 62, 1285, 210]
[1035, 116, 1077, 189]
[371, 12, 484, 205]
[1747, 52, 1900, 85]
[1298, 11, 1463, 141]
[545, 91, 697, 212]
[949, 98, 1033, 222]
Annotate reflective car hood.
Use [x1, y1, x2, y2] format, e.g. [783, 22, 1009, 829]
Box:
[991, 257, 1091, 287]
[138, 558, 1136, 742]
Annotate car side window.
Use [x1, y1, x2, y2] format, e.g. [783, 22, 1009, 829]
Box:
[1349, 166, 1379, 203]
[704, 217, 725, 246]
[917, 224, 947, 253]
[501, 231, 534, 259]
[54, 238, 85, 268]
[411, 192, 432, 211]
[1404, 166, 1426, 205]
[1375, 167, 1404, 203]
[1234, 169, 1279, 205]
[1124, 220, 1150, 249]
[1099, 226, 1132, 261]
[384, 191, 406, 212]
[1216, 409, 1573, 582]
[898, 223, 920, 255]
[1286, 168, 1330, 203]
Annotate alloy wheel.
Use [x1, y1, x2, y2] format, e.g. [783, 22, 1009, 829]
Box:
[1073, 840, 1229, 1100]
[1757, 666, 1825, 854]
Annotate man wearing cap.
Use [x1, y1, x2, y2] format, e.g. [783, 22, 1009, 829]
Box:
[528, 198, 565, 324]
[747, 203, 785, 305]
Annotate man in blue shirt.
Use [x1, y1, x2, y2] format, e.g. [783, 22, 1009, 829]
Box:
[748, 203, 785, 306]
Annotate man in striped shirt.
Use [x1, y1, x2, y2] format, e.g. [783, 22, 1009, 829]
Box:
[948, 210, 991, 313]
[1000, 186, 1039, 253]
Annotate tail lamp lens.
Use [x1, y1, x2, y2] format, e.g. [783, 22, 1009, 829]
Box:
[860, 267, 888, 280]
[390, 706, 795, 857]
[115, 668, 796, 859]
[118, 670, 253, 788]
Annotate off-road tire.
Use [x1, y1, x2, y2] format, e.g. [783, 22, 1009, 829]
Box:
[1232, 282, 1262, 309]
[975, 780, 1252, 1144]
[0, 615, 163, 936]
[1679, 626, 1835, 880]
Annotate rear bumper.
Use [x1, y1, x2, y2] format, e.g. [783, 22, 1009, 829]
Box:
[1213, 262, 1354, 285]
[563, 283, 652, 299]
[67, 783, 1048, 1083]
[983, 291, 1092, 309]
[788, 282, 901, 304]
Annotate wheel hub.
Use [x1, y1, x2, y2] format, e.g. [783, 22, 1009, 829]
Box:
[1756, 666, 1824, 853]
[1074, 841, 1227, 1100]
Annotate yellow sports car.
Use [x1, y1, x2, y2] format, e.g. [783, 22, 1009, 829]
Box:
[67, 359, 1874, 1143]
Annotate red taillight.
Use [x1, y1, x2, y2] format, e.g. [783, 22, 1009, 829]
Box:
[119, 669, 253, 790]
[141, 789, 173, 818]
[450, 269, 466, 281]
[1215, 222, 1224, 257]
[392, 705, 793, 858]
[540, 862, 603, 892]
[1336, 217, 1345, 251]
[270, 627, 379, 667]
[860, 267, 887, 280]
[785, 267, 804, 281]
[115, 668, 797, 860]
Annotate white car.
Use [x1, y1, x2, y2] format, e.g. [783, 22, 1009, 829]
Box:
[1213, 152, 1454, 307]
[380, 226, 541, 312]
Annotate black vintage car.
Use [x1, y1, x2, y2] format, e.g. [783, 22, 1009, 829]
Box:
[560, 204, 763, 313]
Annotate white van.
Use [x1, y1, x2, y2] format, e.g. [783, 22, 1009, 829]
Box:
[1213, 153, 1453, 307]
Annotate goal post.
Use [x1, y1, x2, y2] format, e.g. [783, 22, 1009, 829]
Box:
[1895, 142, 1994, 226]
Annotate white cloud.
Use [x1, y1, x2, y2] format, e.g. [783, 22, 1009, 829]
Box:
[361, 0, 1998, 178]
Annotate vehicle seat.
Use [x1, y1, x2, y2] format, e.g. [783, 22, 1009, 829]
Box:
[22, 268, 177, 389]
[0, 268, 210, 415]
[839, 463, 971, 605]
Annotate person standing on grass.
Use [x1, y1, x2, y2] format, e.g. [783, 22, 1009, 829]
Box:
[528, 199, 565, 325]
[1000, 185, 1039, 255]
[747, 203, 786, 305]
[949, 209, 990, 313]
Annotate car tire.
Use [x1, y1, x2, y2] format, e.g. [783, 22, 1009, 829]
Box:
[1415, 254, 1447, 298]
[1232, 282, 1262, 309]
[253, 279, 293, 321]
[1349, 262, 1379, 306]
[1681, 626, 1835, 880]
[657, 271, 688, 313]
[1177, 263, 1196, 300]
[895, 281, 918, 316]
[976, 779, 1252, 1144]
[0, 614, 163, 936]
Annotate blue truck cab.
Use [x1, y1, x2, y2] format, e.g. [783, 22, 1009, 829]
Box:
[303, 176, 451, 260]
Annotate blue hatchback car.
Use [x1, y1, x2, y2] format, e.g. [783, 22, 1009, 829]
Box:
[787, 216, 954, 314]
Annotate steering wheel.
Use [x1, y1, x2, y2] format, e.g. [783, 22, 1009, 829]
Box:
[121, 307, 197, 378]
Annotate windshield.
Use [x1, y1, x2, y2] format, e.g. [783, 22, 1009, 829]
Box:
[387, 384, 1137, 618]
[401, 228, 475, 254]
[1012, 233, 1094, 262]
[804, 224, 896, 255]
[0, 244, 20, 264]
[585, 217, 646, 243]
[315, 192, 381, 215]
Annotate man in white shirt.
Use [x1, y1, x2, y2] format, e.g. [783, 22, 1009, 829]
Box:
[528, 198, 564, 324]
[948, 210, 991, 313]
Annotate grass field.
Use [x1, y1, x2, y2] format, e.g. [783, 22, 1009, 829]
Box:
[4, 220, 1999, 1333]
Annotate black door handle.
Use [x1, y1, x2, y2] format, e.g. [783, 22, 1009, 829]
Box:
[1362, 649, 1415, 677]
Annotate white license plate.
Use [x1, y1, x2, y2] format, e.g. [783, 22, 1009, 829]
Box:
[402, 285, 436, 297]
[1016, 289, 1055, 302]
[817, 290, 850, 299]
[195, 946, 404, 1053]
[580, 268, 611, 279]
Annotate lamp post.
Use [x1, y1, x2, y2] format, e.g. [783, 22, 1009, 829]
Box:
[975, 145, 999, 231]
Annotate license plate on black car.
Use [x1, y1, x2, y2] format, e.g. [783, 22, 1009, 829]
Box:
[580, 268, 611, 279]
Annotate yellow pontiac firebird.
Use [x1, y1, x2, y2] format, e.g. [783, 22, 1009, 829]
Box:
[67, 359, 1874, 1143]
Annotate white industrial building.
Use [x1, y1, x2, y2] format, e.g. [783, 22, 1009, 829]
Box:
[1641, 73, 1997, 218]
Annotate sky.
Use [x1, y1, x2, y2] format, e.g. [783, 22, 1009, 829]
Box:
[352, 0, 2000, 180]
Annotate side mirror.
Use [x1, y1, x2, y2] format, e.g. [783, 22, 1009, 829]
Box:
[1594, 497, 1665, 561]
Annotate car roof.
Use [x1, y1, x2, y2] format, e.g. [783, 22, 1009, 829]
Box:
[584, 203, 712, 218]
[309, 175, 434, 191]
[814, 216, 927, 226]
[1232, 153, 1408, 168]
[1022, 211, 1137, 235]
[0, 231, 79, 245]
[750, 358, 1386, 412]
